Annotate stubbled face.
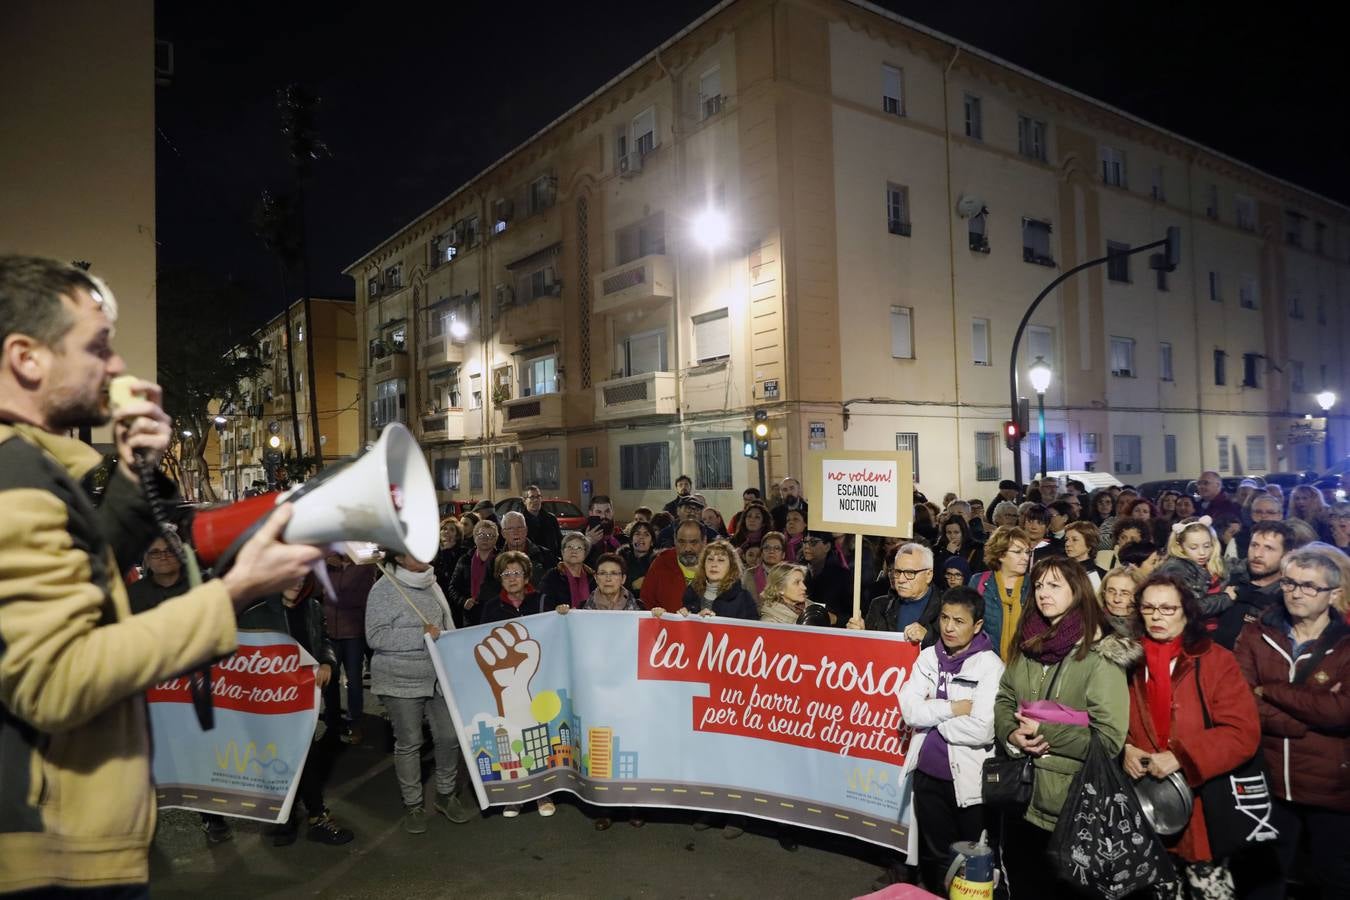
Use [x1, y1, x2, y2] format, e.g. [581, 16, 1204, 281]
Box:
[1247, 531, 1286, 579]
[676, 526, 705, 567]
[675, 478, 692, 497]
[1196, 474, 1222, 502]
[502, 517, 528, 549]
[524, 488, 543, 514]
[43, 289, 126, 431]
[781, 479, 801, 502]
[891, 550, 933, 599]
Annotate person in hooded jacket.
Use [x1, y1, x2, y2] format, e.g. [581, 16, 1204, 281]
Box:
[898, 587, 1005, 892]
[993, 557, 1139, 898]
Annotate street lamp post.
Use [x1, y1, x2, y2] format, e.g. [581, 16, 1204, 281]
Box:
[1029, 357, 1052, 479]
[1317, 390, 1337, 470]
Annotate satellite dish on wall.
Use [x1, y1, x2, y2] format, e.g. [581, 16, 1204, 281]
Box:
[956, 195, 986, 218]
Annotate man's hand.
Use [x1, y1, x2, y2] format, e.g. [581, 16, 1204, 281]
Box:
[555, 605, 570, 615]
[845, 617, 866, 630]
[220, 505, 325, 612]
[949, 699, 973, 717]
[110, 378, 172, 481]
[315, 664, 332, 689]
[902, 623, 927, 643]
[584, 524, 606, 547]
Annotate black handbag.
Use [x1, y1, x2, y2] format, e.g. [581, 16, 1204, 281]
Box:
[981, 660, 1064, 809]
[1049, 733, 1176, 899]
[1192, 658, 1279, 859]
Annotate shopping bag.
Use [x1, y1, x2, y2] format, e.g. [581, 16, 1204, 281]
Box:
[1048, 733, 1176, 898]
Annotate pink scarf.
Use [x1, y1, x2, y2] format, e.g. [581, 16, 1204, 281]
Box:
[564, 567, 591, 609]
[470, 551, 495, 599]
[753, 564, 768, 595]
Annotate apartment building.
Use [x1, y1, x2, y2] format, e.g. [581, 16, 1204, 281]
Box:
[345, 0, 1350, 512]
[212, 298, 361, 498]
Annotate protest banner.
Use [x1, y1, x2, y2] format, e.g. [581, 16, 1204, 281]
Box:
[147, 631, 319, 823]
[803, 449, 914, 619]
[432, 612, 921, 851]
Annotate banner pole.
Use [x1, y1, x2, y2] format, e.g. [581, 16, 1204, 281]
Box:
[852, 536, 863, 624]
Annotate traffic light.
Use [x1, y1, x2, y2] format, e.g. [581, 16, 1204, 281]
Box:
[743, 429, 756, 458]
[1164, 226, 1181, 271]
[1004, 420, 1022, 451]
[753, 409, 769, 452]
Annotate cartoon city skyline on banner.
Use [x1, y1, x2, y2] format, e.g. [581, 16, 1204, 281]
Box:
[467, 688, 640, 783]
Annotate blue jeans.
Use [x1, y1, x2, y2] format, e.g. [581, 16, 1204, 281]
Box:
[322, 636, 365, 727]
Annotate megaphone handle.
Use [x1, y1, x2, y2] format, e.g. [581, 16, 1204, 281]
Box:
[944, 851, 966, 892]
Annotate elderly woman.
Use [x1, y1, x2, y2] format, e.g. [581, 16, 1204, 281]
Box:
[743, 530, 787, 606]
[991, 500, 1021, 529]
[477, 551, 549, 621]
[680, 540, 758, 619]
[433, 517, 466, 619]
[993, 557, 1137, 897]
[449, 518, 499, 626]
[758, 562, 810, 624]
[1123, 570, 1260, 897]
[539, 531, 596, 610]
[1328, 503, 1350, 555]
[1098, 565, 1143, 636]
[576, 553, 641, 611]
[1063, 520, 1105, 588]
[366, 551, 475, 834]
[618, 521, 657, 595]
[783, 509, 808, 562]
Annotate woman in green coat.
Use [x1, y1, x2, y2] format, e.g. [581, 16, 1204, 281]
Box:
[993, 557, 1140, 898]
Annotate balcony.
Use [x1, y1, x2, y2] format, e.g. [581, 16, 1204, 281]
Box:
[594, 371, 677, 422]
[499, 392, 564, 434]
[418, 334, 464, 370]
[594, 254, 674, 315]
[420, 409, 466, 443]
[497, 298, 562, 346]
[371, 348, 409, 381]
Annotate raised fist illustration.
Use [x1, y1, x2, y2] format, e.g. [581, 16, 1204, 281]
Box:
[474, 621, 540, 725]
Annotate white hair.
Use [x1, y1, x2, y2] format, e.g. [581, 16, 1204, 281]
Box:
[501, 510, 526, 527]
[895, 542, 934, 569]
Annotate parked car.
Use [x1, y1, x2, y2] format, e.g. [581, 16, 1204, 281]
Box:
[494, 496, 587, 531]
[1136, 479, 1194, 501]
[1265, 471, 1317, 492]
[438, 499, 479, 519]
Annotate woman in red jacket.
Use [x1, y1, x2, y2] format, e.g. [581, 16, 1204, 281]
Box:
[1123, 570, 1260, 897]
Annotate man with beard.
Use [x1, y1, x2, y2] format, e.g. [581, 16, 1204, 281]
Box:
[770, 475, 809, 532]
[662, 473, 694, 516]
[639, 520, 705, 613]
[1214, 521, 1299, 649]
[0, 256, 323, 896]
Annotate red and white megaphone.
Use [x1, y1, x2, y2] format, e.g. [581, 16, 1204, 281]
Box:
[187, 423, 438, 569]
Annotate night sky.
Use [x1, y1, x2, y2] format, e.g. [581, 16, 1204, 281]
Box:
[155, 0, 1347, 329]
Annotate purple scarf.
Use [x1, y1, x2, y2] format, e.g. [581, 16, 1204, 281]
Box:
[917, 632, 995, 780]
[753, 563, 769, 596]
[564, 566, 591, 609]
[1019, 606, 1086, 664]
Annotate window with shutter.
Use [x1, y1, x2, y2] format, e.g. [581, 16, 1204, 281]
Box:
[890, 306, 913, 359]
[692, 309, 730, 363]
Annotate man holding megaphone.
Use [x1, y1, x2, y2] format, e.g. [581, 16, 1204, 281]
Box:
[0, 257, 326, 897]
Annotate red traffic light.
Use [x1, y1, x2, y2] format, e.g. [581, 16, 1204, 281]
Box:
[1003, 420, 1021, 450]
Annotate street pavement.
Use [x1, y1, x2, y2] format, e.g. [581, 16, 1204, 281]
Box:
[148, 705, 891, 899]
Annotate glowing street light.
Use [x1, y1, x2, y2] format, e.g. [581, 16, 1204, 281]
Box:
[1028, 357, 1052, 478]
[268, 435, 282, 449]
[1318, 390, 1337, 469]
[449, 316, 469, 340]
[690, 207, 731, 250]
[1316, 390, 1336, 413]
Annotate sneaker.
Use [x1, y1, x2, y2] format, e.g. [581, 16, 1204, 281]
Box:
[201, 816, 233, 846]
[434, 792, 475, 824]
[307, 810, 354, 845]
[403, 805, 428, 834]
[502, 804, 521, 819]
[537, 799, 556, 817]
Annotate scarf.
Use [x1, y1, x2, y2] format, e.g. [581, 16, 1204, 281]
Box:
[561, 565, 592, 609]
[993, 571, 1025, 659]
[1019, 606, 1085, 664]
[917, 632, 996, 780]
[753, 563, 769, 596]
[1143, 636, 1183, 745]
[499, 588, 525, 611]
[470, 550, 495, 599]
[393, 566, 437, 589]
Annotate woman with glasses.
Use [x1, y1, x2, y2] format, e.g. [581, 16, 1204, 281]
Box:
[742, 530, 787, 608]
[539, 531, 596, 611]
[993, 557, 1138, 897]
[574, 553, 641, 611]
[618, 521, 657, 595]
[449, 519, 499, 626]
[970, 526, 1033, 659]
[1097, 565, 1143, 637]
[1122, 570, 1259, 898]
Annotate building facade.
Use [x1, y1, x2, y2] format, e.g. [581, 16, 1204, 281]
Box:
[212, 298, 361, 498]
[345, 0, 1350, 513]
[0, 0, 158, 450]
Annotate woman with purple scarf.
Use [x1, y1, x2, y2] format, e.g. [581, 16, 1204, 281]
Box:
[898, 586, 1005, 891]
[992, 557, 1139, 898]
[539, 531, 596, 610]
